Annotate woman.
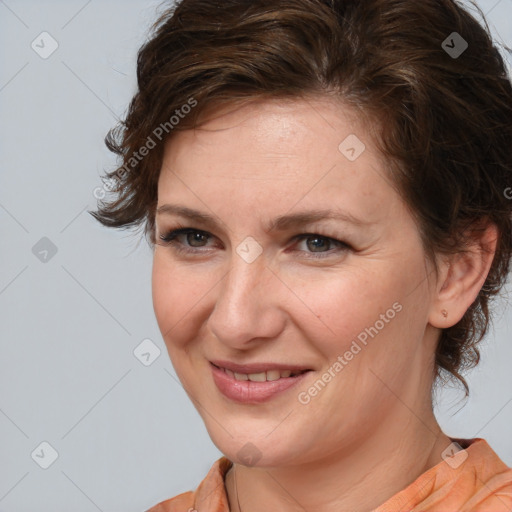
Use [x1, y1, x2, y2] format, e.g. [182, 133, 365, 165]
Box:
[91, 0, 512, 510]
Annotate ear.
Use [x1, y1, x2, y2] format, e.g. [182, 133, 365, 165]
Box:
[428, 222, 498, 328]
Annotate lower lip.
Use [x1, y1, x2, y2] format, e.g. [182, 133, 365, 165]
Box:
[210, 363, 311, 404]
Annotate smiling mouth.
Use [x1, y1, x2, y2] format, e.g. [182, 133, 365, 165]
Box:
[210, 362, 313, 403]
[211, 363, 311, 382]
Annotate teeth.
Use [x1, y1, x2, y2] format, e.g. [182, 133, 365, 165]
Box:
[266, 370, 281, 381]
[248, 372, 266, 382]
[224, 368, 302, 381]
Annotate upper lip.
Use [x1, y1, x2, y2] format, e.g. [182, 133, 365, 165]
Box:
[210, 360, 312, 374]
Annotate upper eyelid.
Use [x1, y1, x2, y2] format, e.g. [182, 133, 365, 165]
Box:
[159, 227, 348, 248]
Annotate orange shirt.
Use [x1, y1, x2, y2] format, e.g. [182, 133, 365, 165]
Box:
[145, 438, 512, 512]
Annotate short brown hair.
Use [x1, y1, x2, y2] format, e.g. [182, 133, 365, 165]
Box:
[90, 0, 512, 395]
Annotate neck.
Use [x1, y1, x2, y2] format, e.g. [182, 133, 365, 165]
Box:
[225, 410, 451, 512]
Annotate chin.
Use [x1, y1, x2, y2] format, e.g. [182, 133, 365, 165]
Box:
[209, 427, 308, 468]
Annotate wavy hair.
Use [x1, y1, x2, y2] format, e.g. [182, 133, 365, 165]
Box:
[90, 0, 512, 395]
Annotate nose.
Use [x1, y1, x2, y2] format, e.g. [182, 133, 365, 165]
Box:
[207, 252, 287, 349]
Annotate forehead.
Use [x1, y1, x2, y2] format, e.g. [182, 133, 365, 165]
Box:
[157, 96, 399, 228]
[164, 96, 370, 171]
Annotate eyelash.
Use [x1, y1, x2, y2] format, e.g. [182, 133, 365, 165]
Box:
[157, 226, 351, 259]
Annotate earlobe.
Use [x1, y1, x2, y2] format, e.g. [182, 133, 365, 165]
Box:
[428, 222, 498, 329]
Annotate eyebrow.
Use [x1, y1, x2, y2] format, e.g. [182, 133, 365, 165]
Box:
[156, 204, 372, 232]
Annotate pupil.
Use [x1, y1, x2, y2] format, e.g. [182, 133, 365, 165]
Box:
[188, 232, 207, 247]
[307, 236, 328, 252]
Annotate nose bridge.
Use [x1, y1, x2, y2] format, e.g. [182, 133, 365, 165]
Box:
[207, 248, 284, 345]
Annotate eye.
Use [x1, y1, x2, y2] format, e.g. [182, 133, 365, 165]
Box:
[158, 227, 217, 254]
[292, 234, 350, 258]
[157, 226, 351, 259]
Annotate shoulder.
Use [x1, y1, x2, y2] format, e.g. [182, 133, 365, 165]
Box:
[461, 439, 512, 511]
[376, 438, 512, 512]
[144, 490, 195, 512]
[430, 438, 512, 510]
[144, 456, 233, 512]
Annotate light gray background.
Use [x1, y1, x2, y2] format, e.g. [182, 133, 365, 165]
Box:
[0, 1, 511, 511]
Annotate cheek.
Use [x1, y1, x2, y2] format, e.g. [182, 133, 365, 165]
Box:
[151, 252, 208, 348]
[292, 269, 392, 349]
[152, 255, 174, 334]
[293, 259, 426, 360]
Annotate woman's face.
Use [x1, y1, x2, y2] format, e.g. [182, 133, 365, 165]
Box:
[152, 97, 440, 467]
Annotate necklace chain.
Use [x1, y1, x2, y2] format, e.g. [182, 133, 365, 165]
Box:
[234, 464, 243, 512]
